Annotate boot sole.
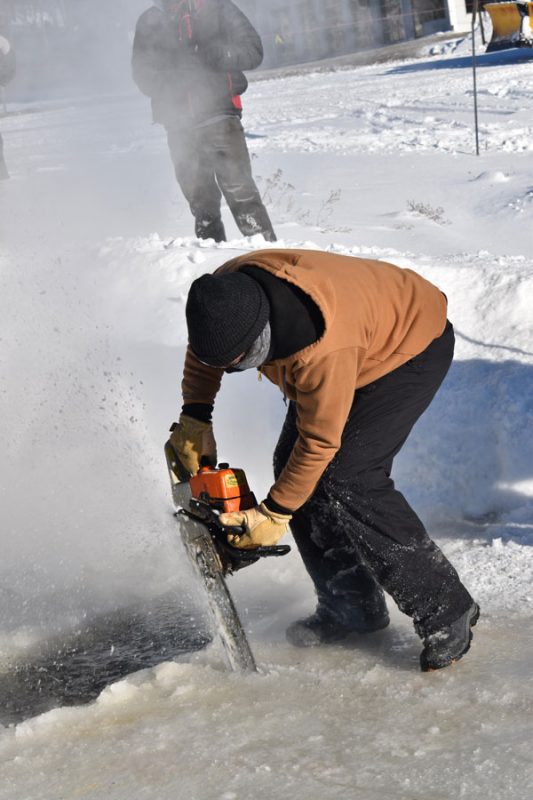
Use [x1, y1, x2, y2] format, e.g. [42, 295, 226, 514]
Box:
[421, 603, 480, 672]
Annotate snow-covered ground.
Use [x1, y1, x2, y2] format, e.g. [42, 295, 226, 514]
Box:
[1, 39, 532, 799]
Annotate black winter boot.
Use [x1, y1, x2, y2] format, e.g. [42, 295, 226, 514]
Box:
[419, 602, 480, 672]
[195, 216, 226, 242]
[286, 595, 390, 648]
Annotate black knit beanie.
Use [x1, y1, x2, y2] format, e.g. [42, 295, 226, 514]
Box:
[186, 271, 270, 367]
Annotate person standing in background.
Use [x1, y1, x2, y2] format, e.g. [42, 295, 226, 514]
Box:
[132, 0, 276, 243]
[0, 18, 15, 181]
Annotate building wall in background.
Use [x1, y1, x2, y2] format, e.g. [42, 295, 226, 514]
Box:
[0, 0, 453, 101]
[446, 0, 472, 31]
[240, 0, 451, 66]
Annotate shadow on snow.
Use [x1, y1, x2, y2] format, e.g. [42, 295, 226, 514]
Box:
[388, 47, 533, 75]
[397, 355, 533, 545]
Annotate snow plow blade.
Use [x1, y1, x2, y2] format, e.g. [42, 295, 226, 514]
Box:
[484, 2, 533, 52]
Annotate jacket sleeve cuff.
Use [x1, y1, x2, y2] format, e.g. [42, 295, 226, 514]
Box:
[263, 494, 295, 517]
[181, 403, 214, 424]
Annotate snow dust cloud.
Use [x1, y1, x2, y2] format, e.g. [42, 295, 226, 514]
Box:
[0, 2, 198, 655]
[4, 0, 146, 101]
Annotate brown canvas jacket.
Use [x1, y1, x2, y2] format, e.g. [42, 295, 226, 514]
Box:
[182, 249, 448, 511]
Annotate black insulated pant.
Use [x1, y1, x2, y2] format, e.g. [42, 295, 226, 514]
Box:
[166, 117, 276, 243]
[273, 322, 474, 636]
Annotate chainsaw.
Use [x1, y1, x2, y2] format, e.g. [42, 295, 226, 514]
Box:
[164, 440, 290, 671]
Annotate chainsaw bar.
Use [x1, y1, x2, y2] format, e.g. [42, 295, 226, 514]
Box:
[172, 482, 257, 672]
[164, 443, 259, 671]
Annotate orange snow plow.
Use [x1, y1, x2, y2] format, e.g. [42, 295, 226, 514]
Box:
[484, 1, 533, 51]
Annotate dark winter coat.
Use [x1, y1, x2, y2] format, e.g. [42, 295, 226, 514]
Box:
[0, 34, 16, 88]
[131, 0, 263, 129]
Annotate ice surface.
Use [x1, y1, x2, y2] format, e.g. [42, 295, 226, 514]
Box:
[0, 36, 532, 800]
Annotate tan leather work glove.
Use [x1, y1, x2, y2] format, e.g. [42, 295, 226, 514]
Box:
[169, 415, 217, 475]
[219, 503, 292, 549]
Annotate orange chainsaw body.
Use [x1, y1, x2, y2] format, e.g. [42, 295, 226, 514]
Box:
[189, 464, 257, 514]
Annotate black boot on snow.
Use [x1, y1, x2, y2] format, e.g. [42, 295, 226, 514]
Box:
[195, 217, 226, 243]
[286, 597, 390, 648]
[419, 602, 480, 672]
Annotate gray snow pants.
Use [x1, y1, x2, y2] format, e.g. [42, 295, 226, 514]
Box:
[166, 117, 276, 242]
[273, 322, 474, 636]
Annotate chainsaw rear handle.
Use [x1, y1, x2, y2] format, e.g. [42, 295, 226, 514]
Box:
[180, 506, 291, 559]
[217, 515, 290, 557]
[191, 499, 291, 557]
[210, 521, 291, 569]
[236, 544, 291, 557]
[218, 517, 290, 556]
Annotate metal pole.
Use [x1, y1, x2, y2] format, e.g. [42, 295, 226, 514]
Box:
[478, 3, 487, 45]
[472, 0, 480, 155]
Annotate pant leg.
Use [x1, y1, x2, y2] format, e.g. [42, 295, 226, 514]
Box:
[208, 118, 276, 241]
[274, 402, 385, 620]
[166, 127, 226, 241]
[275, 322, 473, 635]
